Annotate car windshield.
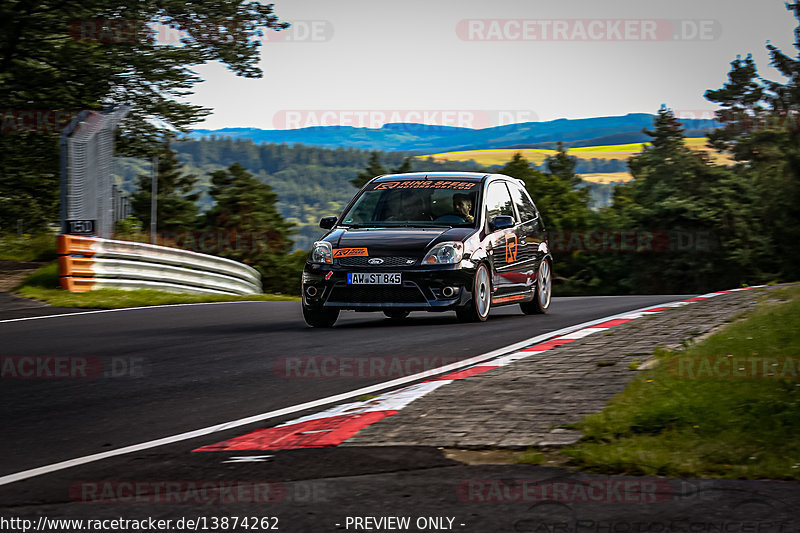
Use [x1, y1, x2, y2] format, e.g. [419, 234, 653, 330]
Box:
[340, 180, 481, 228]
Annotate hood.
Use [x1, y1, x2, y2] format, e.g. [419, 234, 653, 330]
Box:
[330, 227, 474, 256]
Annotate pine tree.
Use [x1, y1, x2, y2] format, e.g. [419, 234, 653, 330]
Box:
[349, 151, 387, 188]
[702, 2, 800, 281]
[704, 54, 766, 157]
[499, 152, 590, 230]
[616, 106, 745, 291]
[131, 140, 200, 232]
[546, 142, 581, 187]
[203, 162, 299, 294]
[391, 157, 413, 174]
[204, 163, 292, 244]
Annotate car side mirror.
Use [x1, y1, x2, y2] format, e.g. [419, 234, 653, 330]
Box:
[319, 216, 338, 230]
[489, 215, 514, 231]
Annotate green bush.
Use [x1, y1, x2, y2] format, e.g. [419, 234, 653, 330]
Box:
[0, 234, 58, 261]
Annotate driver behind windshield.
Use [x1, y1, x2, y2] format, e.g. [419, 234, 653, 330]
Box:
[453, 193, 474, 223]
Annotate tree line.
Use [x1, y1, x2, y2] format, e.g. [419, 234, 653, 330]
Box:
[503, 3, 800, 294]
[1, 1, 798, 297]
[0, 0, 288, 234]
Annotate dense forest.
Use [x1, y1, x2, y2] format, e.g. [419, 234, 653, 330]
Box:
[113, 139, 625, 251]
[2, 1, 798, 299]
[114, 140, 485, 250]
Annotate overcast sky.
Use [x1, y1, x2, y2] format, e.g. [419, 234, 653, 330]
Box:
[188, 0, 797, 130]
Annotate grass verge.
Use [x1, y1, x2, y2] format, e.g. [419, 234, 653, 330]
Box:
[14, 263, 299, 309]
[561, 285, 800, 480]
[0, 233, 57, 261]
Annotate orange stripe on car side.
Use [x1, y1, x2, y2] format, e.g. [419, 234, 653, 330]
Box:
[491, 294, 526, 304]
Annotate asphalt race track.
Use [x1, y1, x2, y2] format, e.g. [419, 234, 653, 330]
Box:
[4, 296, 798, 532]
[0, 296, 685, 475]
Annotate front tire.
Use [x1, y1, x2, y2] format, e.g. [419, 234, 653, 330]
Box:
[521, 259, 552, 315]
[303, 306, 339, 327]
[456, 263, 491, 322]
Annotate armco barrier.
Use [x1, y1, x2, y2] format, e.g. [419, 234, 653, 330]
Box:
[57, 235, 262, 295]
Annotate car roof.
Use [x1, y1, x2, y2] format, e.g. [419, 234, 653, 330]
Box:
[372, 172, 508, 183]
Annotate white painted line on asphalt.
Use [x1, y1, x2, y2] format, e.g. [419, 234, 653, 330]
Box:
[279, 380, 453, 427]
[0, 293, 730, 487]
[617, 311, 655, 319]
[0, 300, 280, 324]
[491, 352, 532, 367]
[559, 328, 606, 340]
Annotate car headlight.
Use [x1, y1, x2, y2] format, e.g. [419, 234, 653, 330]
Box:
[310, 241, 333, 264]
[423, 242, 463, 264]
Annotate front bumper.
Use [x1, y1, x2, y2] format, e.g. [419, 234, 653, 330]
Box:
[302, 262, 476, 311]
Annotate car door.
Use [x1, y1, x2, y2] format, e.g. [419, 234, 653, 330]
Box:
[508, 182, 546, 292]
[484, 181, 521, 297]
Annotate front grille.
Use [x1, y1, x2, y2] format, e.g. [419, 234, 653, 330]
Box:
[337, 256, 417, 267]
[327, 283, 427, 304]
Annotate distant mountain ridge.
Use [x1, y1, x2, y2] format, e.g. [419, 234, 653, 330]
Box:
[185, 113, 720, 153]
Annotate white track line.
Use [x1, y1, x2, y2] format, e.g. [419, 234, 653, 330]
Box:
[0, 300, 281, 324]
[0, 294, 716, 486]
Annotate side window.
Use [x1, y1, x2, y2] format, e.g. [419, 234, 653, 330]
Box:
[509, 184, 538, 222]
[485, 182, 515, 221]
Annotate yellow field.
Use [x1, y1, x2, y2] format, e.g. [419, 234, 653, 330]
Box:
[418, 138, 722, 165]
[579, 172, 633, 184]
[417, 138, 728, 184]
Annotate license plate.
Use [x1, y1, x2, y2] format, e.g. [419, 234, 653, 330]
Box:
[347, 272, 401, 285]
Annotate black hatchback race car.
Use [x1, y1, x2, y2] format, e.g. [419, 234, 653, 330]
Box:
[301, 172, 552, 327]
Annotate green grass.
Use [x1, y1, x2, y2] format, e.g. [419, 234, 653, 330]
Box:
[17, 262, 60, 288]
[357, 394, 380, 402]
[0, 233, 58, 261]
[15, 263, 298, 309]
[515, 449, 545, 465]
[561, 285, 800, 480]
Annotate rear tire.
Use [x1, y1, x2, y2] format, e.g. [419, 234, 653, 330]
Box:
[383, 310, 410, 320]
[520, 259, 551, 315]
[303, 306, 339, 327]
[456, 263, 491, 322]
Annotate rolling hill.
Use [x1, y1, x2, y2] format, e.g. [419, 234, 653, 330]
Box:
[186, 113, 720, 154]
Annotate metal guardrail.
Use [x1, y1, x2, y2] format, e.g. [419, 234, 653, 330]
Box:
[57, 235, 262, 295]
